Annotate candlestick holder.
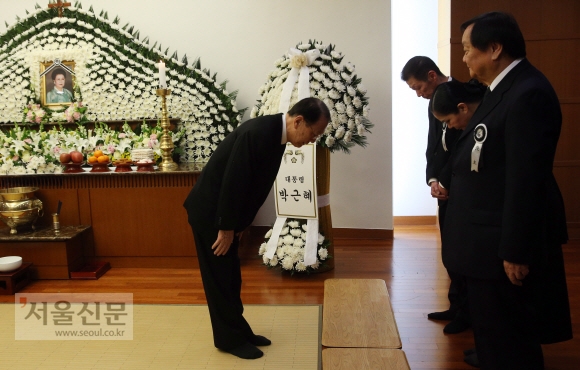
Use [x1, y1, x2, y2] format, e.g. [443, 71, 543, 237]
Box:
[156, 88, 178, 171]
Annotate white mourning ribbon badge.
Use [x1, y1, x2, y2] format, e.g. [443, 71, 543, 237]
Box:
[441, 122, 448, 152]
[471, 123, 487, 172]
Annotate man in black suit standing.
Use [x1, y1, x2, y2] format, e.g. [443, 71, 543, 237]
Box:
[442, 12, 572, 369]
[401, 57, 469, 334]
[184, 97, 330, 360]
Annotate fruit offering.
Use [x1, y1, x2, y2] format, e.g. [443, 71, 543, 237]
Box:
[59, 152, 71, 163]
[88, 150, 110, 164]
[113, 158, 133, 166]
[69, 150, 84, 163]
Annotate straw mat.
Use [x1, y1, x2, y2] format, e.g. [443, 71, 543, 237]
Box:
[0, 304, 321, 370]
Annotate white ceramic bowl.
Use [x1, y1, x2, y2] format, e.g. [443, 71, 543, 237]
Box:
[0, 256, 22, 272]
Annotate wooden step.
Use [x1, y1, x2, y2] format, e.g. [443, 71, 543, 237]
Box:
[322, 348, 410, 370]
[322, 278, 401, 348]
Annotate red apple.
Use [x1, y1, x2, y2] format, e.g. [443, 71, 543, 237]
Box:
[59, 152, 71, 163]
[70, 151, 84, 163]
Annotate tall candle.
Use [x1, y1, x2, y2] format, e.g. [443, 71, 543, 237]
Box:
[158, 60, 167, 88]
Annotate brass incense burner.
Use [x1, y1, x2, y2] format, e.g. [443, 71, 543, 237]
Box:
[0, 187, 43, 234]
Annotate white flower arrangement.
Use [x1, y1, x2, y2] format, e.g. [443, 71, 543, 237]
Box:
[252, 40, 373, 153]
[0, 2, 243, 163]
[259, 218, 331, 274]
[0, 122, 185, 175]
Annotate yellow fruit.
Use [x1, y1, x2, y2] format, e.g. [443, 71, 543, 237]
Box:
[94, 150, 104, 158]
[88, 156, 98, 164]
[98, 155, 109, 163]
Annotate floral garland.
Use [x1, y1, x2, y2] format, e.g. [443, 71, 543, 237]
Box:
[251, 40, 373, 153]
[259, 219, 331, 274]
[0, 122, 185, 175]
[0, 2, 243, 162]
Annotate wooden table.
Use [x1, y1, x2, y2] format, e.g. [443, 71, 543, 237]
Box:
[0, 163, 203, 269]
[0, 226, 90, 279]
[0, 262, 32, 295]
[322, 348, 410, 370]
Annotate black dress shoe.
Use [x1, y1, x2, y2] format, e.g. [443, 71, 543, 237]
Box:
[464, 352, 480, 368]
[427, 309, 456, 320]
[463, 348, 476, 356]
[443, 318, 470, 334]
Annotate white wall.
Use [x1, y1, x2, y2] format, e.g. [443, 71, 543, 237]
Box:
[1, 0, 392, 230]
[391, 0, 439, 216]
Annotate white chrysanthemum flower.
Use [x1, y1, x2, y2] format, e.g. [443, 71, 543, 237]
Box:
[334, 126, 345, 139]
[269, 255, 278, 266]
[318, 233, 325, 244]
[288, 220, 300, 228]
[346, 105, 356, 118]
[329, 89, 341, 100]
[317, 88, 328, 100]
[263, 255, 270, 265]
[325, 136, 335, 147]
[265, 229, 273, 239]
[280, 226, 289, 235]
[334, 81, 345, 91]
[341, 72, 352, 83]
[335, 102, 346, 114]
[357, 84, 367, 94]
[277, 247, 286, 259]
[344, 130, 353, 143]
[309, 259, 320, 269]
[320, 65, 331, 73]
[357, 124, 366, 135]
[302, 224, 308, 232]
[323, 78, 334, 89]
[347, 86, 357, 97]
[318, 248, 328, 259]
[295, 261, 307, 271]
[328, 72, 341, 81]
[282, 256, 295, 270]
[259, 242, 267, 255]
[283, 234, 295, 245]
[290, 228, 302, 237]
[293, 238, 304, 248]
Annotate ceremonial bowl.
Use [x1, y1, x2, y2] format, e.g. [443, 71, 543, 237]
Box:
[0, 256, 22, 272]
[0, 187, 43, 234]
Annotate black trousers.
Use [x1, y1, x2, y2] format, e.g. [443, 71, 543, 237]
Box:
[466, 276, 544, 370]
[439, 202, 469, 322]
[189, 220, 254, 350]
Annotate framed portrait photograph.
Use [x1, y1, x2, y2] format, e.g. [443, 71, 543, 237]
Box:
[40, 59, 76, 108]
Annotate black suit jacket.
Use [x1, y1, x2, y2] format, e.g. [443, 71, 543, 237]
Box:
[442, 59, 571, 343]
[426, 101, 461, 199]
[184, 113, 286, 233]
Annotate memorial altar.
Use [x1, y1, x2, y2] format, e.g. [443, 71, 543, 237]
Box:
[0, 163, 204, 269]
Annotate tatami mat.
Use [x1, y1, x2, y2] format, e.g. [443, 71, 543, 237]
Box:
[0, 304, 321, 370]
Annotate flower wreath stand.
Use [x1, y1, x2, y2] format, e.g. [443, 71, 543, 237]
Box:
[256, 41, 372, 275]
[316, 145, 334, 272]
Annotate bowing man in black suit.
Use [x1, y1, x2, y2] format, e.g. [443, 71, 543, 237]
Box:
[401, 56, 469, 334]
[183, 97, 330, 359]
[441, 12, 572, 369]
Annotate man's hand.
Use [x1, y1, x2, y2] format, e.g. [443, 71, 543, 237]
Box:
[212, 230, 234, 256]
[503, 260, 529, 286]
[430, 181, 448, 200]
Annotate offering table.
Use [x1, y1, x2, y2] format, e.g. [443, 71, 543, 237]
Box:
[0, 163, 203, 269]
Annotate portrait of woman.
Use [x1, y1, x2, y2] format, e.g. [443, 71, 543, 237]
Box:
[45, 68, 74, 104]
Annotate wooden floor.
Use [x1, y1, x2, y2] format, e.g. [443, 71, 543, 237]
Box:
[2, 226, 579, 369]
